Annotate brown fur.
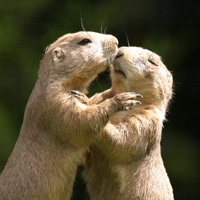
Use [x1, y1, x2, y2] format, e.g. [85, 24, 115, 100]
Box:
[83, 47, 174, 200]
[0, 33, 138, 200]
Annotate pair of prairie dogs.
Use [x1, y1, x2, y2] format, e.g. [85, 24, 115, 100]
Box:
[0, 31, 174, 200]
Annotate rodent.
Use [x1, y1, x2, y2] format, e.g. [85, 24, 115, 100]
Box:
[0, 32, 139, 200]
[83, 46, 174, 200]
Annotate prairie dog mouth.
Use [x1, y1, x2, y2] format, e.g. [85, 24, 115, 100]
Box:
[106, 54, 117, 65]
[113, 62, 127, 78]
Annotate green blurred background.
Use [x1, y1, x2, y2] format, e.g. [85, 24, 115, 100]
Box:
[0, 0, 199, 199]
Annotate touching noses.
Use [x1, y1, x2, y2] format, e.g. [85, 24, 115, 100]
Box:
[116, 49, 125, 59]
[112, 36, 119, 47]
[102, 35, 119, 56]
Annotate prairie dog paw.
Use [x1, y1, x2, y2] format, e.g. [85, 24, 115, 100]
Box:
[68, 90, 89, 105]
[113, 92, 142, 111]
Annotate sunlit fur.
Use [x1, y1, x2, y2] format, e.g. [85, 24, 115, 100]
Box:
[84, 47, 174, 200]
[0, 31, 127, 200]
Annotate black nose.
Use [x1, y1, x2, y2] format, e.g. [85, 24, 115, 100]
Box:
[116, 53, 124, 59]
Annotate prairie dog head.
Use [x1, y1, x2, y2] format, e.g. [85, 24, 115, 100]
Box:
[40, 31, 118, 93]
[111, 47, 173, 106]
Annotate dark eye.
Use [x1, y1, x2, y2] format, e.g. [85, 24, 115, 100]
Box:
[148, 59, 159, 66]
[78, 38, 92, 45]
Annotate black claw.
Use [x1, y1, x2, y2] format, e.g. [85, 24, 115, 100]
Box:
[73, 94, 80, 98]
[69, 89, 78, 94]
[135, 101, 141, 104]
[136, 94, 143, 98]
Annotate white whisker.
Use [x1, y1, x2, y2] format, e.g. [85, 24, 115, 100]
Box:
[80, 11, 86, 31]
[100, 20, 104, 33]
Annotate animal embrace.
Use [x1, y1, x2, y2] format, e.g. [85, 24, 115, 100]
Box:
[0, 31, 174, 200]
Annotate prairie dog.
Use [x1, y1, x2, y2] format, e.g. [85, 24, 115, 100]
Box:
[0, 32, 138, 200]
[83, 47, 174, 200]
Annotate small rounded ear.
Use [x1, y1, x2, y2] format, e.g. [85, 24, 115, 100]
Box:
[52, 47, 66, 63]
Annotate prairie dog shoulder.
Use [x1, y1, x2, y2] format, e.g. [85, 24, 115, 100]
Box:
[84, 46, 174, 200]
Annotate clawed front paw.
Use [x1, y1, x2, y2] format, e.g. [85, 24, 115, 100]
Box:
[114, 92, 143, 111]
[68, 90, 89, 105]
